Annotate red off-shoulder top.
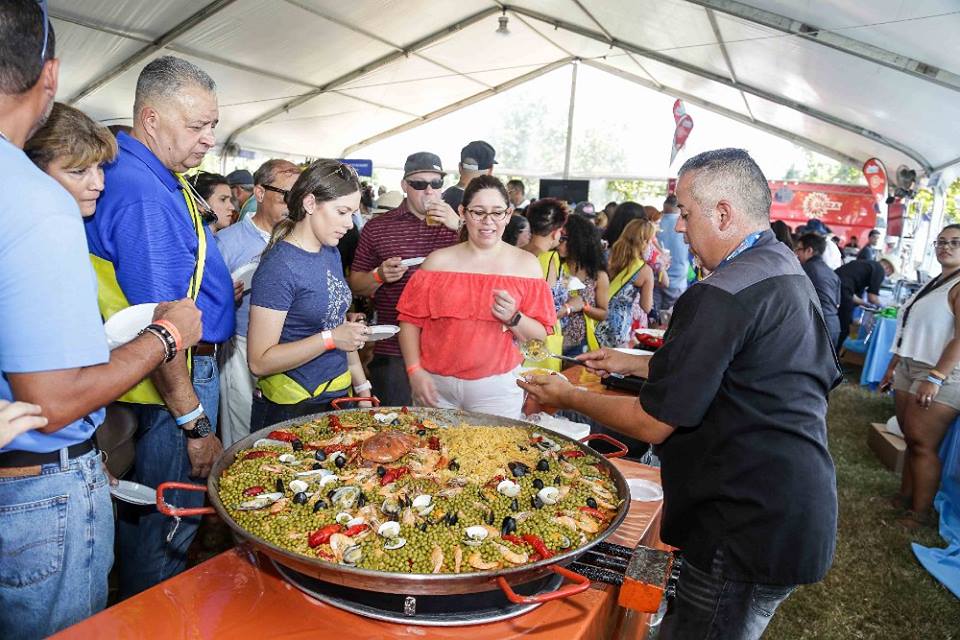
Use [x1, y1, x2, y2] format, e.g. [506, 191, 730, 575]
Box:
[396, 270, 557, 379]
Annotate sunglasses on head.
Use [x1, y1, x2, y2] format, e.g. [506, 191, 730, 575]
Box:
[406, 178, 444, 191]
[325, 163, 358, 182]
[37, 0, 50, 63]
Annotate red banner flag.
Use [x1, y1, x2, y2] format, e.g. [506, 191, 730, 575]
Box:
[862, 157, 888, 215]
[670, 100, 694, 166]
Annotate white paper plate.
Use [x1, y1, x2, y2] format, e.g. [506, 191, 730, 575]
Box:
[365, 325, 400, 341]
[110, 480, 156, 506]
[231, 262, 258, 292]
[104, 303, 158, 350]
[627, 478, 663, 502]
[400, 257, 426, 267]
[614, 348, 655, 356]
[567, 275, 586, 291]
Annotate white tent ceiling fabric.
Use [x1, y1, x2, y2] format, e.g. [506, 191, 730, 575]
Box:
[49, 0, 960, 180]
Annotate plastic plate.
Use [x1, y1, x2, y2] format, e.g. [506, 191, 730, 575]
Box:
[365, 325, 400, 341]
[627, 478, 663, 502]
[231, 262, 258, 292]
[400, 257, 426, 267]
[104, 303, 158, 350]
[110, 480, 156, 506]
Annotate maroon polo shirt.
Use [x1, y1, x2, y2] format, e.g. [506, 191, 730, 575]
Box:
[351, 200, 458, 356]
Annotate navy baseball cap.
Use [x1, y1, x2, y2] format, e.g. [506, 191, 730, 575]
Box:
[226, 169, 254, 188]
[403, 152, 445, 179]
[806, 219, 832, 235]
[460, 140, 497, 171]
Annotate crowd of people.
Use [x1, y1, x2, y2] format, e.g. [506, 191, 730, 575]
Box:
[1, 2, 956, 639]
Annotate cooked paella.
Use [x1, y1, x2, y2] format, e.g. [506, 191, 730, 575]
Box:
[218, 409, 623, 574]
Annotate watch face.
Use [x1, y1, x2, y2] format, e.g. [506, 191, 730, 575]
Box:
[190, 415, 212, 438]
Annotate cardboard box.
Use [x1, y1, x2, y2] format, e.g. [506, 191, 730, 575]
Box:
[868, 422, 906, 474]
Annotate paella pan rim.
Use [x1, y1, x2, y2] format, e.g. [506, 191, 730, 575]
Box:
[207, 406, 631, 595]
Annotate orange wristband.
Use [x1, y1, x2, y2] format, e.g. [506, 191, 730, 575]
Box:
[406, 363, 422, 375]
[372, 268, 384, 284]
[321, 330, 335, 351]
[583, 303, 591, 313]
[152, 319, 182, 351]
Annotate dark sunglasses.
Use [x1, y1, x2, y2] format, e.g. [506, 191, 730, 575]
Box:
[325, 163, 359, 182]
[38, 0, 50, 63]
[261, 184, 290, 198]
[406, 178, 444, 191]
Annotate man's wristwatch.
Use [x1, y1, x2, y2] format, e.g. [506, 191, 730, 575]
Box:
[507, 311, 523, 327]
[184, 414, 213, 439]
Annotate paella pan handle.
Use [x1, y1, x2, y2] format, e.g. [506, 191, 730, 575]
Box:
[496, 565, 591, 604]
[330, 396, 381, 409]
[156, 481, 215, 517]
[578, 433, 629, 459]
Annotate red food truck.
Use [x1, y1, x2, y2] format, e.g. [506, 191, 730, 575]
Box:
[768, 181, 879, 246]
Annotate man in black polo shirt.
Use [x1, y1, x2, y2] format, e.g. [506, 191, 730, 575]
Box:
[520, 148, 840, 639]
[835, 257, 895, 350]
[795, 232, 842, 347]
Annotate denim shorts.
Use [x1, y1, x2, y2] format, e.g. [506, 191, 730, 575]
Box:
[0, 448, 113, 639]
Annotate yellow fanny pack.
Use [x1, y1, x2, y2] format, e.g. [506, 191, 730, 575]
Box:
[257, 369, 352, 405]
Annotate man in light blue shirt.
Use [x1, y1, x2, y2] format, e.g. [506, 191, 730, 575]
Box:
[655, 194, 690, 310]
[216, 158, 300, 446]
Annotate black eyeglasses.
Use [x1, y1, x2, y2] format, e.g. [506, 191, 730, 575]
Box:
[262, 184, 290, 198]
[465, 208, 509, 223]
[37, 0, 49, 63]
[933, 239, 960, 248]
[406, 178, 444, 191]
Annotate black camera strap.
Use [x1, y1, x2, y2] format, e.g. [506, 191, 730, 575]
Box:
[896, 267, 960, 347]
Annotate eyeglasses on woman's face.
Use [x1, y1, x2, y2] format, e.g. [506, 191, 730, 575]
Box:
[465, 208, 509, 223]
[933, 239, 960, 249]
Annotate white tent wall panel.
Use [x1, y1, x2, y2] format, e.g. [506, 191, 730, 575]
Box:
[173, 0, 396, 87]
[50, 19, 146, 104]
[718, 14, 958, 169]
[746, 0, 960, 77]
[49, 0, 203, 41]
[236, 92, 412, 159]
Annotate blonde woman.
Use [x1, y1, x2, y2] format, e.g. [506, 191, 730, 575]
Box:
[595, 219, 655, 347]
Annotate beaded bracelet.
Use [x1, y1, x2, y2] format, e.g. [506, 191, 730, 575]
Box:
[152, 319, 182, 351]
[140, 324, 177, 363]
[926, 375, 944, 387]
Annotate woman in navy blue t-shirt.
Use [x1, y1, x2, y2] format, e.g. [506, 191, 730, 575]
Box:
[247, 160, 371, 430]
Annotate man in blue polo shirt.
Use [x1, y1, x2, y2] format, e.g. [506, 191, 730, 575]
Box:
[0, 5, 202, 637]
[85, 55, 235, 597]
[216, 158, 299, 446]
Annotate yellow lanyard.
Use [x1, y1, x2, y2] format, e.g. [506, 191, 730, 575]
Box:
[175, 174, 207, 301]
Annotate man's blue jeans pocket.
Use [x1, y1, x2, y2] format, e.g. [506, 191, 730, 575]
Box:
[0, 494, 67, 587]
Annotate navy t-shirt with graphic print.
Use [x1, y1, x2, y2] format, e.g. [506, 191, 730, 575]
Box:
[250, 241, 350, 393]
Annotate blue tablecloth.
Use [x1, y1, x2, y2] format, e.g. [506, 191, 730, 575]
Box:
[858, 315, 898, 387]
[912, 418, 960, 599]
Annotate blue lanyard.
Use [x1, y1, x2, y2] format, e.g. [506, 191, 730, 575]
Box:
[716, 231, 763, 270]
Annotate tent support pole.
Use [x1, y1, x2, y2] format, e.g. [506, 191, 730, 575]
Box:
[562, 61, 579, 180]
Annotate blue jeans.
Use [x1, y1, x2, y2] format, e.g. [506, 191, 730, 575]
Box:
[659, 550, 795, 640]
[116, 355, 219, 598]
[0, 448, 113, 640]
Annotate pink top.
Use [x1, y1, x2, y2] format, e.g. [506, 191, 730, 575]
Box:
[397, 270, 557, 379]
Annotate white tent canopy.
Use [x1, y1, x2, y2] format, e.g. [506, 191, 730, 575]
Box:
[49, 0, 960, 184]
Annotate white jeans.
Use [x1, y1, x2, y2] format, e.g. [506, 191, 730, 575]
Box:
[428, 367, 525, 419]
[218, 334, 256, 447]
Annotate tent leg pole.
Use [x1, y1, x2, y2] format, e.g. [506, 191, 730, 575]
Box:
[562, 61, 579, 181]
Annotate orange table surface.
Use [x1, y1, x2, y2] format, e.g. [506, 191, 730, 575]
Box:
[54, 460, 661, 640]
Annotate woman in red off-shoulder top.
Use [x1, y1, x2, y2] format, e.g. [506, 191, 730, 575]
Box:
[397, 176, 557, 418]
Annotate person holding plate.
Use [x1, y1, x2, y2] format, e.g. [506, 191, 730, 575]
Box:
[397, 175, 556, 418]
[247, 160, 371, 429]
[521, 149, 840, 640]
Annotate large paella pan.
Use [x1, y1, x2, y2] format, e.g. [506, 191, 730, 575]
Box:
[157, 399, 631, 602]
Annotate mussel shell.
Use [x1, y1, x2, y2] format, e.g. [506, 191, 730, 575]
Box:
[237, 492, 284, 511]
[253, 438, 289, 448]
[318, 474, 339, 488]
[331, 486, 360, 509]
[531, 495, 544, 509]
[292, 492, 308, 505]
[501, 516, 517, 536]
[411, 494, 432, 509]
[291, 439, 304, 452]
[295, 468, 331, 478]
[289, 479, 309, 494]
[314, 450, 327, 462]
[381, 499, 401, 516]
[335, 511, 353, 525]
[537, 486, 560, 505]
[342, 544, 363, 565]
[510, 497, 519, 512]
[312, 499, 328, 513]
[532, 478, 545, 490]
[333, 452, 347, 468]
[586, 497, 598, 509]
[384, 537, 407, 550]
[536, 459, 550, 472]
[376, 465, 387, 477]
[278, 453, 298, 464]
[275, 478, 285, 493]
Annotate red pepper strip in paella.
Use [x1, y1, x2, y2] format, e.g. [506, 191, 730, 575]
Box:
[501, 534, 525, 546]
[521, 534, 554, 559]
[242, 486, 265, 497]
[342, 524, 369, 537]
[266, 430, 299, 442]
[380, 466, 410, 486]
[241, 450, 277, 461]
[308, 524, 343, 548]
[578, 506, 608, 521]
[560, 449, 586, 459]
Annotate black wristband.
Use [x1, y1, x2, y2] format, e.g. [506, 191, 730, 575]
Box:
[507, 312, 523, 328]
[140, 324, 177, 363]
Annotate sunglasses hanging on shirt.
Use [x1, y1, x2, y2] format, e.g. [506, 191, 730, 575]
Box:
[183, 174, 219, 226]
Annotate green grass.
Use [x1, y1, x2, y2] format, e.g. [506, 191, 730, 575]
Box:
[766, 383, 960, 640]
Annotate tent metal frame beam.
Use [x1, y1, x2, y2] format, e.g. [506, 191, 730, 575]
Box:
[65, 0, 240, 105]
[582, 59, 863, 168]
[683, 0, 960, 94]
[224, 6, 501, 150]
[341, 57, 575, 157]
[501, 4, 933, 173]
[704, 8, 755, 121]
[932, 156, 960, 174]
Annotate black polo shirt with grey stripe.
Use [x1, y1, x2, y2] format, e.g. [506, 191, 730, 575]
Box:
[640, 230, 841, 585]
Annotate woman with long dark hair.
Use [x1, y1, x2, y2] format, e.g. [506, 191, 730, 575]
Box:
[558, 214, 609, 357]
[246, 160, 372, 429]
[881, 224, 960, 527]
[595, 219, 655, 348]
[602, 201, 645, 246]
[521, 198, 570, 370]
[397, 176, 555, 418]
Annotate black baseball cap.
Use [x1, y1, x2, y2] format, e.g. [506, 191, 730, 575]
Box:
[403, 152, 445, 179]
[226, 169, 254, 188]
[460, 140, 497, 171]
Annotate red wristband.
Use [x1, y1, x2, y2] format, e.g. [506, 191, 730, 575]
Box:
[406, 363, 422, 375]
[372, 268, 384, 284]
[321, 330, 335, 351]
[582, 303, 591, 313]
[152, 319, 182, 351]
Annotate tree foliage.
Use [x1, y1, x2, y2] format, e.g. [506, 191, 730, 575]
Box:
[783, 148, 864, 184]
[606, 179, 667, 203]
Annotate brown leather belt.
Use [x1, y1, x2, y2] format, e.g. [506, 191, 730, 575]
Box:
[193, 342, 218, 356]
[0, 438, 96, 476]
